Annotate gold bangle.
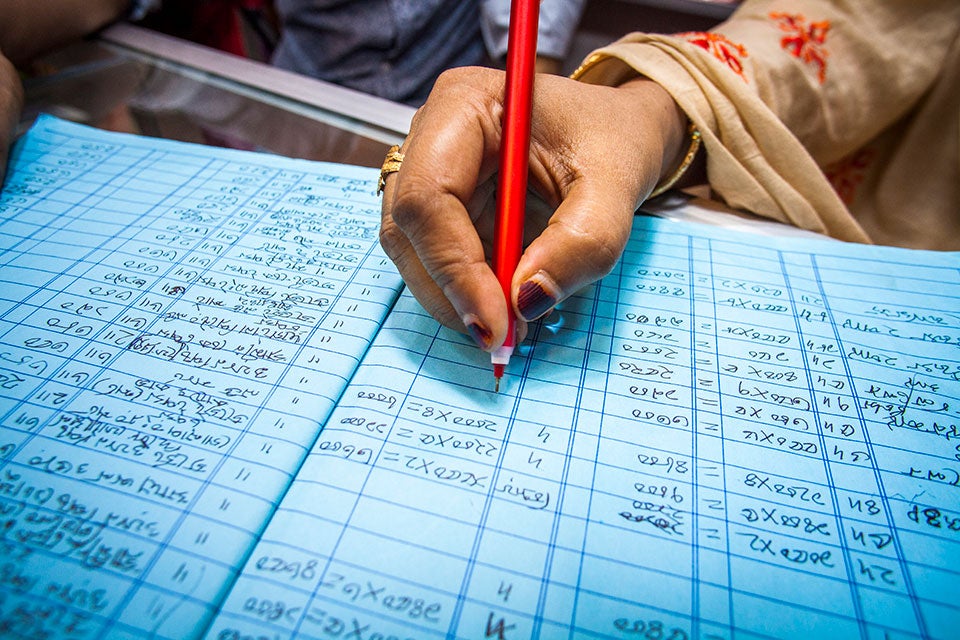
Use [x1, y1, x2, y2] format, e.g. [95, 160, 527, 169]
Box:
[649, 122, 702, 199]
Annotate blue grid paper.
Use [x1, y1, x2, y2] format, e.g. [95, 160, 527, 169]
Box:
[0, 116, 403, 638]
[213, 197, 960, 636]
[1, 116, 958, 640]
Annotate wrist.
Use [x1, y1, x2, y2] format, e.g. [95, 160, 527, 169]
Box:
[616, 77, 701, 197]
[650, 122, 701, 199]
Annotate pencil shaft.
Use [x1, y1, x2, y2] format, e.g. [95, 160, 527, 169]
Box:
[493, 0, 539, 359]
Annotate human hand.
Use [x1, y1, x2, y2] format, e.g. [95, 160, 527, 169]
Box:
[0, 52, 24, 187]
[379, 66, 689, 354]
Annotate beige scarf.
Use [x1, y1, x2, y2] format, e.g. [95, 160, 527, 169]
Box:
[574, 0, 960, 251]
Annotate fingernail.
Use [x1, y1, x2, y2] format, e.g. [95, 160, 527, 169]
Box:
[517, 272, 560, 322]
[463, 314, 493, 350]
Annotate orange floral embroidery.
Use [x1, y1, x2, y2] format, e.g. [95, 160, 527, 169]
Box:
[770, 12, 831, 83]
[680, 32, 749, 82]
[824, 148, 875, 205]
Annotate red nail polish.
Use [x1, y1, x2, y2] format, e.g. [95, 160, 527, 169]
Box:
[466, 319, 493, 350]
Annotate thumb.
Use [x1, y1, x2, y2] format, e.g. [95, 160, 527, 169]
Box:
[512, 182, 636, 322]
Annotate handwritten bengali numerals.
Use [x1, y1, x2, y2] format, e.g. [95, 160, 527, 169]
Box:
[38, 303, 105, 343]
[905, 501, 960, 537]
[863, 375, 957, 456]
[620, 340, 680, 363]
[738, 422, 820, 458]
[0, 339, 56, 389]
[739, 503, 833, 538]
[315, 438, 373, 465]
[236, 594, 307, 628]
[74, 141, 119, 156]
[393, 425, 500, 461]
[8, 140, 114, 198]
[840, 519, 904, 590]
[613, 616, 692, 640]
[318, 571, 443, 625]
[0, 537, 112, 638]
[636, 268, 687, 288]
[377, 449, 488, 493]
[716, 287, 788, 314]
[0, 474, 152, 581]
[720, 360, 800, 387]
[0, 193, 29, 217]
[723, 323, 792, 347]
[355, 389, 399, 413]
[621, 476, 687, 537]
[338, 415, 389, 436]
[736, 474, 842, 571]
[254, 553, 319, 583]
[724, 358, 820, 456]
[801, 336, 881, 465]
[735, 530, 839, 574]
[215, 569, 440, 637]
[633, 283, 686, 300]
[24, 161, 77, 182]
[617, 361, 676, 382]
[626, 383, 686, 408]
[399, 399, 499, 435]
[838, 307, 960, 348]
[614, 438, 693, 538]
[742, 471, 827, 508]
[906, 358, 960, 383]
[617, 314, 684, 363]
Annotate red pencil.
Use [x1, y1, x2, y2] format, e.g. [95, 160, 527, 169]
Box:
[491, 0, 539, 392]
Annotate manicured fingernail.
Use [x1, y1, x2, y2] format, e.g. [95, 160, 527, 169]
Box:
[517, 272, 560, 322]
[463, 314, 493, 350]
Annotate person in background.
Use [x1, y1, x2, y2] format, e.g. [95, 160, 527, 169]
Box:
[0, 0, 154, 184]
[378, 0, 960, 359]
[1, 0, 584, 181]
[271, 0, 586, 106]
[139, 0, 280, 61]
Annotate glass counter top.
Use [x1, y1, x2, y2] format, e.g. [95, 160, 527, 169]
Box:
[20, 23, 415, 169]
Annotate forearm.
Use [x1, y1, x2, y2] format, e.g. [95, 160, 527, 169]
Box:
[0, 0, 130, 65]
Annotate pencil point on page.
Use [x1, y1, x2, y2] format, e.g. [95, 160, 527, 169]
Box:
[493, 362, 505, 392]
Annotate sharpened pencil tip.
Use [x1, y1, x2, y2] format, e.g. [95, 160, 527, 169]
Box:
[492, 362, 505, 392]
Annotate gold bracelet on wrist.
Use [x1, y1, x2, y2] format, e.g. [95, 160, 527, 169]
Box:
[649, 122, 702, 199]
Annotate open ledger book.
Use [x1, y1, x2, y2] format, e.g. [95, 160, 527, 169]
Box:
[1, 116, 958, 640]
